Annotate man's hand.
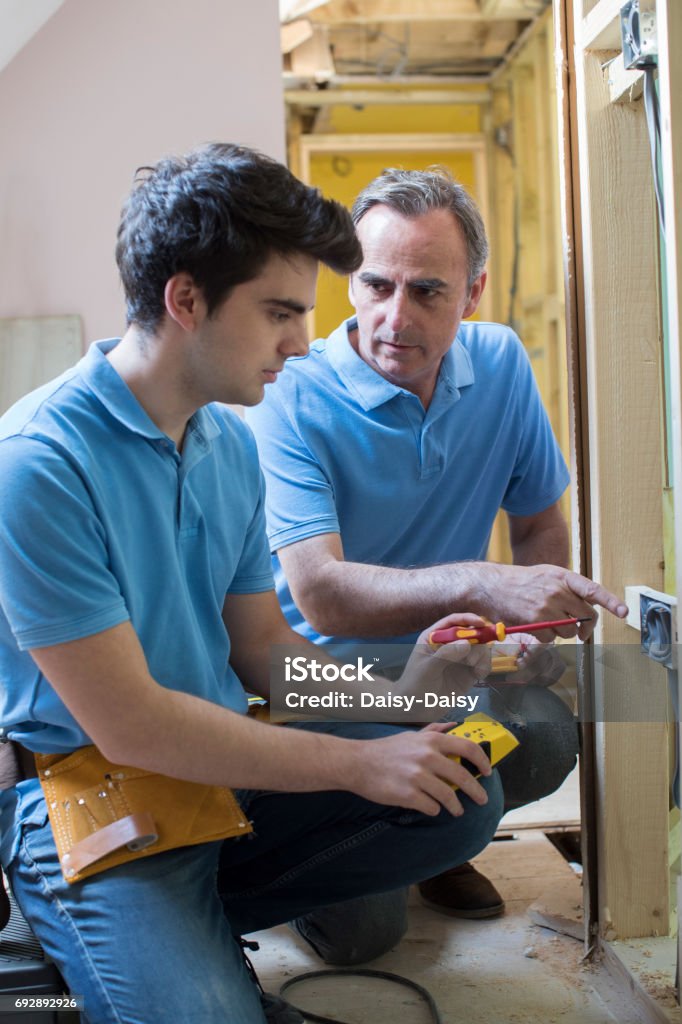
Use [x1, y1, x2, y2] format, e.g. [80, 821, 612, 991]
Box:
[479, 564, 628, 640]
[348, 721, 493, 817]
[491, 635, 567, 687]
[398, 613, 493, 698]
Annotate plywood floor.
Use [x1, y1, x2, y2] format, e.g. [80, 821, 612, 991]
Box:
[250, 829, 653, 1024]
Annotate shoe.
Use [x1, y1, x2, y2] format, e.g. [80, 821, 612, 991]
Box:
[418, 862, 505, 919]
[239, 939, 304, 1024]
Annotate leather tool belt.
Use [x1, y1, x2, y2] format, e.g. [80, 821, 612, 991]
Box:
[35, 746, 252, 884]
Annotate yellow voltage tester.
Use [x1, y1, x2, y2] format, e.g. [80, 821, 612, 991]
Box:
[447, 712, 519, 790]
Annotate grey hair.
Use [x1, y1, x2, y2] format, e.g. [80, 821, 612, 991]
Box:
[351, 167, 489, 288]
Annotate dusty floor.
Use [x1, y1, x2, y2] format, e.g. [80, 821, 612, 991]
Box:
[250, 777, 666, 1024]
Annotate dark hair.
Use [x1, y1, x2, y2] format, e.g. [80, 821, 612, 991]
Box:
[115, 142, 362, 331]
[351, 167, 488, 288]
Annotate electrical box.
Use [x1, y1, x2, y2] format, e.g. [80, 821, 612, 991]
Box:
[624, 584, 678, 669]
[620, 0, 658, 69]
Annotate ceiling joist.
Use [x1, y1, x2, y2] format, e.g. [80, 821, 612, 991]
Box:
[284, 0, 545, 24]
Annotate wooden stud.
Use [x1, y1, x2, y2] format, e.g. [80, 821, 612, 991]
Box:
[606, 52, 644, 105]
[284, 88, 491, 106]
[281, 19, 314, 54]
[289, 24, 335, 81]
[657, 0, 682, 967]
[580, 0, 623, 49]
[571, 0, 670, 937]
[307, 0, 534, 23]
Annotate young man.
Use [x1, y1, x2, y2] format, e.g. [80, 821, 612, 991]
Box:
[0, 145, 509, 1024]
[246, 168, 628, 957]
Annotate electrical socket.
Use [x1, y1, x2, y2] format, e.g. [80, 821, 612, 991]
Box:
[625, 585, 677, 668]
[624, 585, 677, 634]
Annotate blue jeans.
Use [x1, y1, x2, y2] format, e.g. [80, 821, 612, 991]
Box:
[5, 721, 503, 1024]
[290, 686, 579, 964]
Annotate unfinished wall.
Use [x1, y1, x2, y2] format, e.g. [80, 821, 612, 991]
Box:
[0, 0, 284, 344]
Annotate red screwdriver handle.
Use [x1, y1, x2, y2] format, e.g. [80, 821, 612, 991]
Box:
[428, 621, 505, 646]
[428, 616, 584, 648]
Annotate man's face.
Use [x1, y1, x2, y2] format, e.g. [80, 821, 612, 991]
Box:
[192, 252, 317, 407]
[349, 206, 486, 407]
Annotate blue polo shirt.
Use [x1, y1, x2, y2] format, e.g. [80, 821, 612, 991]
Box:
[0, 339, 273, 864]
[246, 317, 569, 650]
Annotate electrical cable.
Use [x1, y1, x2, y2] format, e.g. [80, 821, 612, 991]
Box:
[642, 66, 665, 238]
[280, 968, 444, 1024]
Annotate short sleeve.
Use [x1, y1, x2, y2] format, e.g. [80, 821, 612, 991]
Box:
[227, 467, 276, 594]
[500, 340, 570, 516]
[246, 393, 340, 552]
[0, 437, 129, 649]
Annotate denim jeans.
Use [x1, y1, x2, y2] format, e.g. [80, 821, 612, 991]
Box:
[290, 686, 579, 964]
[5, 721, 504, 1024]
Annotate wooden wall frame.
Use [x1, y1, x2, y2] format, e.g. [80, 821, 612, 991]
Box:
[557, 0, 682, 1017]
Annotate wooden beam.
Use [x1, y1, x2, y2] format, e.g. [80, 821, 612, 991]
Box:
[600, 940, 681, 1024]
[307, 0, 534, 23]
[285, 73, 496, 85]
[281, 18, 313, 54]
[298, 132, 487, 193]
[605, 52, 644, 104]
[580, 0, 622, 49]
[289, 24, 335, 80]
[280, 0, 332, 22]
[657, 0, 682, 961]
[571, 1, 669, 939]
[284, 88, 490, 105]
[479, 0, 544, 17]
[554, 0, 601, 951]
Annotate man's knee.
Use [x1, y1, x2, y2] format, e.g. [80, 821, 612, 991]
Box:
[489, 686, 579, 810]
[289, 889, 410, 966]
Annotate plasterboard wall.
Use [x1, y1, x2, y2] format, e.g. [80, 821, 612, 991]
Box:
[0, 0, 284, 345]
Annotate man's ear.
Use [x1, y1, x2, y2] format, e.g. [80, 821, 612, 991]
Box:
[462, 271, 487, 319]
[164, 273, 204, 330]
[348, 275, 357, 310]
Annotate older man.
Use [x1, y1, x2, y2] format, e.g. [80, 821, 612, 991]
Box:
[247, 168, 626, 961]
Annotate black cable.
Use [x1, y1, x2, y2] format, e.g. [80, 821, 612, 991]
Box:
[280, 968, 444, 1024]
[642, 66, 665, 237]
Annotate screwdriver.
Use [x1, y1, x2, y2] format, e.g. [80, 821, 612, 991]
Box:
[429, 616, 592, 647]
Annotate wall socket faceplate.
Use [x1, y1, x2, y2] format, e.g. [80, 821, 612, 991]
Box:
[624, 585, 677, 638]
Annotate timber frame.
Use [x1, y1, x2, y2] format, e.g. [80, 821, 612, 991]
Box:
[556, 0, 682, 1018]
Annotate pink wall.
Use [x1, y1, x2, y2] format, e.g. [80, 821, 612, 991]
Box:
[0, 0, 285, 344]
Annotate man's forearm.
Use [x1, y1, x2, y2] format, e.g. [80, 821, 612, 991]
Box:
[299, 557, 625, 639]
[303, 558, 506, 637]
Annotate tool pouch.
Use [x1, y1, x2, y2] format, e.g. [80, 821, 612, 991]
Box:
[35, 746, 252, 884]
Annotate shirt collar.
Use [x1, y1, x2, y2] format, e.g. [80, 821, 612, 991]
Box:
[325, 318, 475, 411]
[78, 339, 221, 445]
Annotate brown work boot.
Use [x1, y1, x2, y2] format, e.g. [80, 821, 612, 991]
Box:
[418, 862, 505, 919]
